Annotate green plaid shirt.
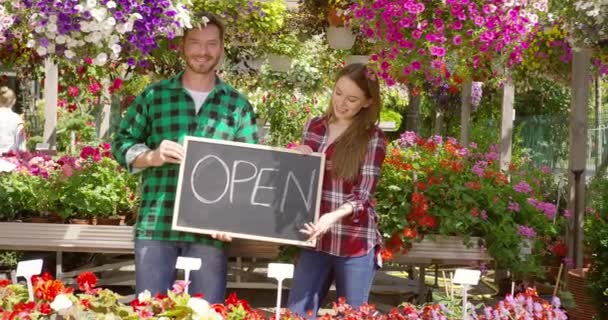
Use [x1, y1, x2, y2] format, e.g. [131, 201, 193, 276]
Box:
[112, 72, 259, 247]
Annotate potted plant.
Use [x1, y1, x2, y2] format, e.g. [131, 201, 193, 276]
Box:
[57, 145, 126, 224]
[344, 34, 374, 65]
[375, 132, 567, 280]
[260, 32, 302, 72]
[326, 3, 356, 50]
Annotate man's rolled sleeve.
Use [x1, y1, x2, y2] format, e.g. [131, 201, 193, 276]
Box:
[112, 92, 151, 168]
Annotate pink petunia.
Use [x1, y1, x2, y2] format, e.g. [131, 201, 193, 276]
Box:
[430, 46, 446, 57]
[452, 35, 462, 46]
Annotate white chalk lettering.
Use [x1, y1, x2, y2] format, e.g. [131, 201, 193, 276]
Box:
[191, 155, 230, 204]
[230, 160, 258, 203]
[251, 168, 279, 207]
[281, 170, 316, 212]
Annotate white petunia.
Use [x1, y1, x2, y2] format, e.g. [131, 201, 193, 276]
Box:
[106, 1, 116, 8]
[50, 294, 73, 311]
[55, 35, 66, 44]
[187, 297, 210, 315]
[74, 4, 84, 12]
[105, 17, 116, 27]
[110, 43, 121, 54]
[115, 23, 126, 34]
[94, 52, 108, 65]
[64, 50, 75, 59]
[48, 15, 57, 24]
[47, 43, 55, 54]
[46, 23, 57, 33]
[91, 8, 107, 22]
[26, 39, 35, 48]
[108, 35, 120, 44]
[86, 0, 97, 9]
[36, 46, 47, 56]
[138, 290, 152, 302]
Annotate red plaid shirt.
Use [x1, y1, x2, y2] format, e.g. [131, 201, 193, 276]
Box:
[303, 116, 387, 257]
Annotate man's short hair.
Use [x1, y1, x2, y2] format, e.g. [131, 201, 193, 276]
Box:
[185, 12, 225, 41]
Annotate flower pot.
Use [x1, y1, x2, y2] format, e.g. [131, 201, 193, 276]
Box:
[567, 268, 599, 320]
[27, 216, 52, 223]
[327, 26, 356, 50]
[94, 216, 124, 225]
[70, 218, 90, 225]
[266, 54, 292, 72]
[345, 55, 370, 65]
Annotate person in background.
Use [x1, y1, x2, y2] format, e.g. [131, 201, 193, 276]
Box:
[0, 86, 26, 155]
[287, 63, 387, 318]
[111, 12, 258, 302]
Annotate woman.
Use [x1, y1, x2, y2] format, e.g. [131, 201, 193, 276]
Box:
[0, 86, 25, 155]
[287, 63, 387, 317]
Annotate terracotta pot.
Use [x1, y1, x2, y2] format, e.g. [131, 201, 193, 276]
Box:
[69, 218, 90, 225]
[567, 268, 599, 320]
[27, 216, 51, 223]
[95, 217, 123, 225]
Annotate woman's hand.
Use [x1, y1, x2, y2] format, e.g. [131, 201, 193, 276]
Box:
[292, 145, 313, 155]
[300, 204, 353, 241]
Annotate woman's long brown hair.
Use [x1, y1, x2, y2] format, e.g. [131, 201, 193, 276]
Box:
[326, 63, 381, 181]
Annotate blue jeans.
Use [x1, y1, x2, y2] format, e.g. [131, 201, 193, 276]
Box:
[287, 249, 376, 318]
[134, 239, 227, 303]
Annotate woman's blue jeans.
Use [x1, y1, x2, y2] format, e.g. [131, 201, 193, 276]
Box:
[287, 248, 376, 318]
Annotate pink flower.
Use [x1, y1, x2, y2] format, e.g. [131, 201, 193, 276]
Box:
[508, 201, 520, 212]
[517, 225, 536, 238]
[563, 209, 572, 219]
[450, 20, 463, 30]
[513, 181, 532, 194]
[411, 29, 422, 39]
[430, 46, 446, 57]
[67, 86, 80, 97]
[452, 35, 462, 46]
[430, 59, 444, 69]
[411, 61, 421, 70]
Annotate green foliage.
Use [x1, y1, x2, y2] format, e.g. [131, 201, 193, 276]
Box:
[0, 171, 51, 220]
[260, 32, 303, 58]
[0, 251, 21, 268]
[56, 111, 98, 154]
[190, 0, 287, 46]
[58, 156, 136, 219]
[585, 173, 608, 311]
[380, 108, 402, 129]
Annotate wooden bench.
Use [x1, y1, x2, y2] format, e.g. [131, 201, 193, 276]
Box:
[0, 223, 491, 296]
[0, 222, 279, 288]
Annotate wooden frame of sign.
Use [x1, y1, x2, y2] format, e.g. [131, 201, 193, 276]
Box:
[172, 136, 325, 247]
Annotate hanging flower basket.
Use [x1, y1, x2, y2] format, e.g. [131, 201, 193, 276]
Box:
[266, 54, 292, 72]
[326, 26, 356, 50]
[345, 55, 370, 65]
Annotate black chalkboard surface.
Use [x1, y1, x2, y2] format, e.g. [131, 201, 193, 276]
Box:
[172, 136, 325, 247]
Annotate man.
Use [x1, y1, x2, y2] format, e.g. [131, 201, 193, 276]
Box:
[112, 13, 258, 302]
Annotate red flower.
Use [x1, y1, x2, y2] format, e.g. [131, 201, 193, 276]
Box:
[109, 78, 123, 94]
[76, 272, 97, 292]
[13, 301, 36, 313]
[550, 240, 567, 257]
[39, 303, 52, 315]
[88, 81, 102, 95]
[419, 214, 438, 229]
[380, 248, 394, 261]
[211, 303, 227, 316]
[0, 279, 11, 287]
[66, 104, 77, 112]
[402, 227, 417, 239]
[80, 299, 91, 310]
[470, 207, 479, 217]
[84, 57, 93, 65]
[192, 292, 204, 299]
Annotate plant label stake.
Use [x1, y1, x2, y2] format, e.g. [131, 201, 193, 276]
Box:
[175, 256, 202, 295]
[453, 269, 481, 320]
[267, 263, 294, 320]
[16, 259, 43, 302]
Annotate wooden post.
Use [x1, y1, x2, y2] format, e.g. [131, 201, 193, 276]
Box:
[460, 82, 472, 146]
[567, 48, 591, 269]
[96, 78, 112, 139]
[404, 85, 421, 133]
[500, 77, 515, 171]
[42, 59, 58, 150]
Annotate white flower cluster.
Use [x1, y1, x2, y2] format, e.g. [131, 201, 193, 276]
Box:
[572, 0, 608, 44]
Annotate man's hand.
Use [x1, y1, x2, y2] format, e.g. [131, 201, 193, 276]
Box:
[149, 140, 184, 167]
[211, 232, 232, 242]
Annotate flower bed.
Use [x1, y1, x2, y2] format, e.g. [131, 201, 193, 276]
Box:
[0, 272, 567, 319]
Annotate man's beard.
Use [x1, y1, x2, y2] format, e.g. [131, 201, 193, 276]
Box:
[186, 55, 220, 75]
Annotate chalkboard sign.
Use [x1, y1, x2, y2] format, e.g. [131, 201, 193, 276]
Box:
[172, 136, 325, 247]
